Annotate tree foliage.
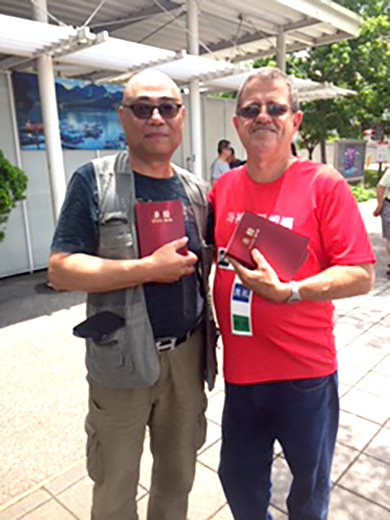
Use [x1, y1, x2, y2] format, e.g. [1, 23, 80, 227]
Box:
[0, 150, 28, 242]
[253, 0, 390, 158]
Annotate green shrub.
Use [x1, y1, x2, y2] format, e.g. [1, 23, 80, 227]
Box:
[364, 168, 378, 188]
[349, 183, 376, 203]
[0, 150, 28, 242]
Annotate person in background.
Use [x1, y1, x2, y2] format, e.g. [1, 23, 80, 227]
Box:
[209, 67, 375, 520]
[373, 168, 390, 276]
[48, 69, 217, 520]
[210, 138, 231, 184]
[228, 147, 246, 168]
[290, 141, 298, 157]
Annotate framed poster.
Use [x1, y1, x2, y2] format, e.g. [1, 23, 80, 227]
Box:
[333, 140, 366, 182]
[12, 72, 126, 151]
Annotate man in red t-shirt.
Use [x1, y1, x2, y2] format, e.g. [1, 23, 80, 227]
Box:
[209, 67, 375, 520]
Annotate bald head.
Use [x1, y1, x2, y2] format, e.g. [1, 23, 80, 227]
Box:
[122, 69, 182, 103]
[118, 68, 185, 173]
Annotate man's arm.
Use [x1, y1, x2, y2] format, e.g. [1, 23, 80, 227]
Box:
[210, 167, 218, 187]
[229, 249, 374, 304]
[210, 160, 224, 186]
[49, 237, 198, 293]
[290, 263, 374, 301]
[373, 184, 386, 217]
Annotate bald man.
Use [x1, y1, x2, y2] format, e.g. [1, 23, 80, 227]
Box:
[49, 70, 217, 520]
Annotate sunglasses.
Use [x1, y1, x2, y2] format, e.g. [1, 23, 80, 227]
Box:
[237, 103, 290, 119]
[122, 100, 182, 120]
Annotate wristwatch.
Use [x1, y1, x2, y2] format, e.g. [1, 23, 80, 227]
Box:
[285, 281, 302, 303]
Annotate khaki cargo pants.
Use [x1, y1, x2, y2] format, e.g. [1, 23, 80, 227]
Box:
[85, 329, 207, 520]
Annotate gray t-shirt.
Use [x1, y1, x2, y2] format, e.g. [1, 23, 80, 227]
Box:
[210, 158, 230, 180]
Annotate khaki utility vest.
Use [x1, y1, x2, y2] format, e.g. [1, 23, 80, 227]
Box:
[86, 151, 217, 390]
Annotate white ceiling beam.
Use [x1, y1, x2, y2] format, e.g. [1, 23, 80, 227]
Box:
[210, 0, 289, 23]
[201, 29, 275, 54]
[200, 4, 279, 34]
[226, 41, 308, 63]
[90, 0, 182, 32]
[282, 18, 319, 32]
[315, 30, 354, 45]
[32, 28, 108, 59]
[286, 32, 315, 46]
[199, 11, 267, 34]
[197, 63, 246, 83]
[275, 0, 361, 36]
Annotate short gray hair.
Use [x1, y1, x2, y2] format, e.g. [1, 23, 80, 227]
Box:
[236, 67, 299, 113]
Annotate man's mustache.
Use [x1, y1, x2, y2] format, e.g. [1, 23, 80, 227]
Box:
[249, 124, 276, 134]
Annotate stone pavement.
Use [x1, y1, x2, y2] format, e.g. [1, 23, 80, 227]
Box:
[0, 199, 389, 519]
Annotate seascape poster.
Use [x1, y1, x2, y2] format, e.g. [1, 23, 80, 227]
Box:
[12, 72, 126, 150]
[333, 139, 366, 181]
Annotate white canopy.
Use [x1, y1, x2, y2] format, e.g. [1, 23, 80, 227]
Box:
[0, 13, 355, 101]
[0, 14, 243, 84]
[0, 0, 361, 66]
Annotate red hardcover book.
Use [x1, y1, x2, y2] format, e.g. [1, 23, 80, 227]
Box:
[134, 200, 187, 257]
[225, 211, 309, 280]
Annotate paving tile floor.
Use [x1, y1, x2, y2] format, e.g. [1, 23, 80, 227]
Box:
[1, 199, 389, 519]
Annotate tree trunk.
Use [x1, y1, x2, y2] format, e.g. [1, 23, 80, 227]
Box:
[378, 162, 383, 183]
[320, 138, 327, 164]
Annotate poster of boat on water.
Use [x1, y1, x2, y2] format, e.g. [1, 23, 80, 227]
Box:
[12, 72, 127, 151]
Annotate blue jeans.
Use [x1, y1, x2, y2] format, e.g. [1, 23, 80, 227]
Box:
[218, 373, 339, 520]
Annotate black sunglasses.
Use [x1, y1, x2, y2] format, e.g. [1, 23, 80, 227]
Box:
[122, 100, 182, 120]
[237, 103, 290, 119]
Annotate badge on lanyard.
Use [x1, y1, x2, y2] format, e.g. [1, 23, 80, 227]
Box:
[230, 275, 253, 336]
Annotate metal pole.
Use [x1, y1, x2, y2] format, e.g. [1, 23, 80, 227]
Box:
[186, 0, 203, 178]
[6, 71, 35, 273]
[32, 0, 67, 222]
[186, 0, 198, 58]
[276, 32, 286, 72]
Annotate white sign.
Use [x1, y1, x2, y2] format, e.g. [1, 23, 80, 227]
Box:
[377, 144, 389, 163]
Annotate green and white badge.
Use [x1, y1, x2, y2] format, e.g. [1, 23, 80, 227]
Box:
[230, 275, 253, 336]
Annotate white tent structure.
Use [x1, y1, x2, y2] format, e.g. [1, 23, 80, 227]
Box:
[0, 0, 362, 67]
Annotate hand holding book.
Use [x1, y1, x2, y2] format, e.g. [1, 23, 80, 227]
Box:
[228, 248, 293, 303]
[135, 200, 197, 284]
[225, 211, 309, 281]
[146, 237, 198, 283]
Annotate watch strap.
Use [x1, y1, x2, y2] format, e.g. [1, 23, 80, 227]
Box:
[285, 280, 301, 303]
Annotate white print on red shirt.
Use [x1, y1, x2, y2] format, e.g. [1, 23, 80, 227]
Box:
[226, 212, 294, 230]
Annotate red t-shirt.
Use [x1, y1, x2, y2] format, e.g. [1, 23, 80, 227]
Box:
[209, 159, 375, 384]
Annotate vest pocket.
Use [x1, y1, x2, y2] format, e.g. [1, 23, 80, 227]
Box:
[90, 327, 126, 368]
[99, 219, 135, 260]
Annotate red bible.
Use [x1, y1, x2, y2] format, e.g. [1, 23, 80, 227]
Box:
[134, 200, 187, 257]
[225, 211, 309, 280]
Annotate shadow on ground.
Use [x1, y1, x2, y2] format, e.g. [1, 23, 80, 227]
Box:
[0, 269, 85, 328]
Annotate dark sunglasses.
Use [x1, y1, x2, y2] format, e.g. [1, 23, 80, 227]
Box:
[122, 100, 182, 120]
[237, 103, 290, 119]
